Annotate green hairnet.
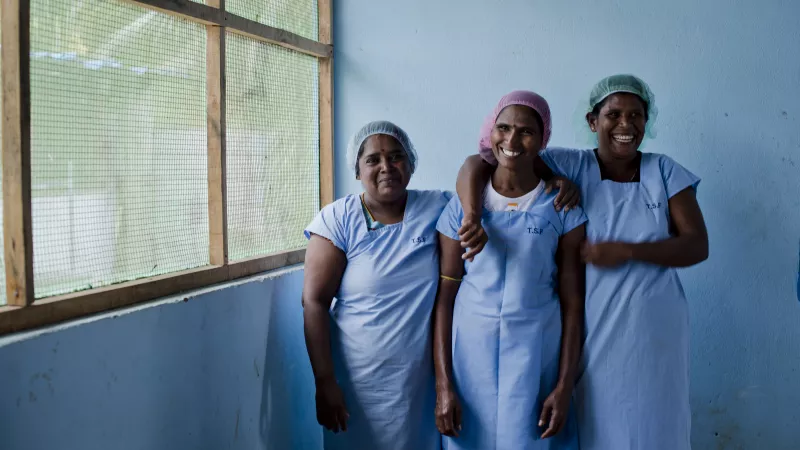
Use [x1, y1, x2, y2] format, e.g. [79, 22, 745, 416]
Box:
[573, 74, 659, 147]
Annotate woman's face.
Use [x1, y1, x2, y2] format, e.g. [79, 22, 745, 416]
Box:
[357, 134, 411, 202]
[490, 105, 544, 171]
[587, 93, 647, 159]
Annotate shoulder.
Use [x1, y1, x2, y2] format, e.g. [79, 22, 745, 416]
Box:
[541, 147, 594, 163]
[409, 189, 454, 213]
[540, 147, 595, 179]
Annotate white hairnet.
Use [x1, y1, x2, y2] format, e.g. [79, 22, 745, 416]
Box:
[346, 121, 418, 176]
[573, 74, 659, 147]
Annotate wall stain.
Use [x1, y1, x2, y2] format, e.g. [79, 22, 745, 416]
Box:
[254, 359, 260, 378]
[28, 391, 37, 403]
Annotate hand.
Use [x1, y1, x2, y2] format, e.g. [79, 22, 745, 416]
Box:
[315, 378, 349, 433]
[435, 385, 462, 437]
[581, 241, 633, 267]
[458, 213, 487, 262]
[539, 386, 571, 439]
[544, 177, 580, 212]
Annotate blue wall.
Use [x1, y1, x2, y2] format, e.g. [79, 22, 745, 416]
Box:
[333, 0, 800, 448]
[0, 267, 322, 450]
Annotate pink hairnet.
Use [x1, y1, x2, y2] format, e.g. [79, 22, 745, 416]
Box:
[478, 90, 552, 165]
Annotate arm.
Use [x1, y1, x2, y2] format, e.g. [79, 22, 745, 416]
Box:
[628, 188, 709, 266]
[540, 224, 586, 438]
[302, 235, 349, 432]
[583, 188, 708, 268]
[433, 232, 466, 436]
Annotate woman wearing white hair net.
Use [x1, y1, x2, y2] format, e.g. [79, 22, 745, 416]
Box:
[456, 75, 709, 450]
[302, 120, 579, 450]
[301, 120, 445, 450]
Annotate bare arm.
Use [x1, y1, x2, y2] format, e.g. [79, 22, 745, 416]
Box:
[302, 235, 347, 383]
[540, 223, 586, 438]
[302, 235, 350, 432]
[554, 224, 586, 391]
[433, 232, 466, 436]
[455, 154, 493, 219]
[628, 188, 708, 266]
[584, 188, 708, 268]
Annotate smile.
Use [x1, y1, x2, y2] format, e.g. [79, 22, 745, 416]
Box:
[500, 147, 522, 158]
[612, 134, 635, 144]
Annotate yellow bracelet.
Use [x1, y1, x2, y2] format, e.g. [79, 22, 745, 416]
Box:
[440, 274, 462, 282]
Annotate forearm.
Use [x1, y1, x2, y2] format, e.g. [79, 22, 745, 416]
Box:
[533, 155, 555, 182]
[626, 234, 708, 268]
[433, 284, 459, 389]
[555, 305, 582, 391]
[456, 155, 492, 217]
[303, 300, 336, 384]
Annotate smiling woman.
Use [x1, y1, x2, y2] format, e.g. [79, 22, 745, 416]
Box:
[301, 120, 445, 450]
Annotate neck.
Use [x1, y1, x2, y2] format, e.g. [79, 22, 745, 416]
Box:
[596, 147, 639, 180]
[363, 191, 407, 223]
[491, 165, 540, 197]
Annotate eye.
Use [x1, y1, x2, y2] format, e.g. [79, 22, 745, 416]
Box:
[365, 156, 378, 164]
[607, 112, 620, 119]
[390, 153, 406, 162]
[496, 124, 510, 131]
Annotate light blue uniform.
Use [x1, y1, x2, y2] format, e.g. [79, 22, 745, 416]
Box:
[304, 189, 450, 450]
[540, 148, 701, 450]
[436, 189, 586, 450]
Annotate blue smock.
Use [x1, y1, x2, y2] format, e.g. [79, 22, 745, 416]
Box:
[436, 189, 586, 450]
[540, 148, 701, 450]
[304, 189, 450, 450]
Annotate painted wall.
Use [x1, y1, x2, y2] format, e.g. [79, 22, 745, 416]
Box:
[333, 0, 800, 448]
[0, 267, 322, 450]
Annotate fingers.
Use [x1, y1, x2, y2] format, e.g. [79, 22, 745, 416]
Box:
[458, 223, 478, 242]
[561, 188, 580, 210]
[541, 409, 565, 439]
[336, 407, 349, 433]
[460, 226, 485, 250]
[436, 409, 458, 437]
[538, 402, 552, 431]
[461, 236, 486, 261]
[455, 403, 463, 433]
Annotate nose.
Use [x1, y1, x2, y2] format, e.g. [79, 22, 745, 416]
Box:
[506, 129, 521, 147]
[379, 156, 391, 172]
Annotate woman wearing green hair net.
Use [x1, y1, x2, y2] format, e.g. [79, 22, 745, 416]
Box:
[456, 74, 709, 450]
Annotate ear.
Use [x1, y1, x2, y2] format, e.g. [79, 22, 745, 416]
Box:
[585, 112, 597, 132]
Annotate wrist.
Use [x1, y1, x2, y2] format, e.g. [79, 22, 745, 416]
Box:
[622, 243, 636, 262]
[435, 376, 454, 391]
[314, 373, 336, 386]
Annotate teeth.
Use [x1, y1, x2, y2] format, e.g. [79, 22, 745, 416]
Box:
[613, 135, 634, 143]
[501, 148, 521, 157]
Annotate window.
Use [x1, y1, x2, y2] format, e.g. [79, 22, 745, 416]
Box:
[0, 0, 334, 333]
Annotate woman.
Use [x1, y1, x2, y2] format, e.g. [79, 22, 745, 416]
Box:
[433, 91, 586, 449]
[302, 120, 579, 450]
[456, 75, 709, 450]
[302, 120, 446, 450]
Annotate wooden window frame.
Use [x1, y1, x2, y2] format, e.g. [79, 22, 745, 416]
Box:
[0, 0, 334, 334]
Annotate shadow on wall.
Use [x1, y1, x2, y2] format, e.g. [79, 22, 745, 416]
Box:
[259, 274, 322, 450]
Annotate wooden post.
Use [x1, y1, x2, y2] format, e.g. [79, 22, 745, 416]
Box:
[318, 0, 334, 206]
[1, 0, 34, 306]
[207, 0, 227, 266]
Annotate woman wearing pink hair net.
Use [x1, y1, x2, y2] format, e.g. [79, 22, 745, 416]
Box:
[455, 75, 709, 450]
[433, 90, 585, 449]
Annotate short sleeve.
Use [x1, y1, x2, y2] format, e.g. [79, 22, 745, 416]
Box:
[539, 147, 583, 182]
[560, 205, 588, 236]
[436, 195, 464, 241]
[304, 200, 349, 252]
[659, 155, 701, 198]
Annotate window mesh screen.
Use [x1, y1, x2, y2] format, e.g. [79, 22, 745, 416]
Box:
[226, 0, 318, 41]
[226, 33, 319, 261]
[0, 19, 5, 306]
[30, 0, 209, 298]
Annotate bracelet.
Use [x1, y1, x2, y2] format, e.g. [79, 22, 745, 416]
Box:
[440, 274, 462, 282]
